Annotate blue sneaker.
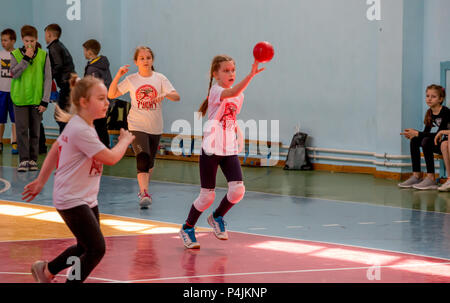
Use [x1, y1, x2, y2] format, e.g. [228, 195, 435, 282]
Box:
[179, 226, 200, 249]
[207, 214, 228, 240]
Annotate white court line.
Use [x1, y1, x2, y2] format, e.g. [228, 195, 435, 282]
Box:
[358, 222, 376, 225]
[0, 178, 11, 194]
[121, 261, 450, 283]
[393, 220, 410, 223]
[322, 224, 341, 227]
[3, 261, 450, 284]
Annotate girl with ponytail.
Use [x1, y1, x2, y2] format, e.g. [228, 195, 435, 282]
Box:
[179, 55, 264, 249]
[23, 75, 135, 283]
[400, 84, 450, 190]
[108, 46, 180, 209]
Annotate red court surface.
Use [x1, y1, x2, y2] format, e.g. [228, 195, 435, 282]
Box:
[1, 231, 449, 283]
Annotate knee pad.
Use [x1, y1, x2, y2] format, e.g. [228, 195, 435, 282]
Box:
[136, 153, 150, 173]
[227, 181, 245, 204]
[193, 188, 216, 212]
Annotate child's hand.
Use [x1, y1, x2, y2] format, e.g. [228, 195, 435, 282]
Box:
[22, 179, 44, 202]
[152, 93, 167, 104]
[38, 105, 47, 113]
[25, 44, 34, 58]
[435, 131, 444, 145]
[250, 60, 265, 76]
[117, 65, 130, 77]
[400, 128, 418, 140]
[118, 128, 135, 144]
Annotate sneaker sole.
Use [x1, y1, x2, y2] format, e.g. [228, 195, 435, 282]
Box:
[398, 184, 415, 188]
[207, 216, 228, 240]
[412, 186, 438, 190]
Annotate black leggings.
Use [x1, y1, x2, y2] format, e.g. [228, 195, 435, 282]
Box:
[200, 150, 243, 188]
[47, 205, 105, 283]
[185, 150, 243, 227]
[410, 136, 443, 174]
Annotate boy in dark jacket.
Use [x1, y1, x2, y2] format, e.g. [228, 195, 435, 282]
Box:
[83, 39, 112, 147]
[44, 24, 75, 133]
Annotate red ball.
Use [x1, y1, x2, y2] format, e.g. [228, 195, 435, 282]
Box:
[253, 41, 274, 63]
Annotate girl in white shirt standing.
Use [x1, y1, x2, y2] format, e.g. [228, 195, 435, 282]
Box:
[22, 75, 135, 283]
[179, 55, 264, 249]
[108, 46, 180, 209]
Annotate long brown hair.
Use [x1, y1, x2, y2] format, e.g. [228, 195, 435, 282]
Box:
[198, 55, 234, 117]
[424, 84, 446, 127]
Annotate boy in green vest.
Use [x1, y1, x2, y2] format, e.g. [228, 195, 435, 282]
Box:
[10, 25, 51, 172]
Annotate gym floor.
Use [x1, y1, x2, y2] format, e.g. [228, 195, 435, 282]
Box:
[0, 144, 449, 283]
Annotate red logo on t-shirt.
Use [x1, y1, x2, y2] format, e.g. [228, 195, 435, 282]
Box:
[220, 103, 238, 130]
[135, 84, 158, 110]
[89, 159, 103, 177]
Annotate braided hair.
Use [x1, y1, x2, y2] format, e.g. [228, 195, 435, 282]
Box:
[198, 55, 234, 117]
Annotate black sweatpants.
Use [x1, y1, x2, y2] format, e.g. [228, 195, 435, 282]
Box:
[47, 205, 105, 283]
[410, 136, 443, 174]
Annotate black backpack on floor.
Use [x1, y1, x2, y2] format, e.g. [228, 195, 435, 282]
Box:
[284, 132, 312, 170]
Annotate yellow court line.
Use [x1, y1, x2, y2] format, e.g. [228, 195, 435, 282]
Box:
[0, 200, 209, 242]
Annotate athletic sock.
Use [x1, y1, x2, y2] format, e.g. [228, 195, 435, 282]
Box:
[213, 195, 234, 218]
[185, 205, 202, 228]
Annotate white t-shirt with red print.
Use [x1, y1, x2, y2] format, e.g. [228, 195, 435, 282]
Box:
[53, 115, 107, 210]
[202, 84, 244, 156]
[117, 72, 176, 135]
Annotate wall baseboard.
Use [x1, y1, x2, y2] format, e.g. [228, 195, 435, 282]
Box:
[3, 139, 437, 181]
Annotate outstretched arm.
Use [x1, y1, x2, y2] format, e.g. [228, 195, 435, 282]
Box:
[22, 142, 60, 202]
[220, 60, 264, 101]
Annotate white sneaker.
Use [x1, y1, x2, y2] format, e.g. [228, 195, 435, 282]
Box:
[207, 214, 228, 240]
[31, 261, 55, 283]
[412, 178, 438, 190]
[439, 180, 450, 192]
[179, 226, 200, 249]
[138, 190, 152, 209]
[398, 175, 422, 188]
